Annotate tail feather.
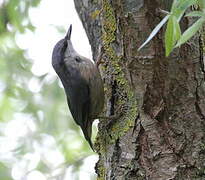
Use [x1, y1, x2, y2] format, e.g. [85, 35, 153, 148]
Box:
[81, 120, 94, 151]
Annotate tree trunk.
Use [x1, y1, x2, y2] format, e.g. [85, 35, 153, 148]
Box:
[74, 0, 205, 179]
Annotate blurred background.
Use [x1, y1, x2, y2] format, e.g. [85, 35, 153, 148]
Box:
[0, 0, 98, 179]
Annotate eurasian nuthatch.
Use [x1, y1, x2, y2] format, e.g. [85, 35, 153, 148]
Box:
[52, 25, 104, 149]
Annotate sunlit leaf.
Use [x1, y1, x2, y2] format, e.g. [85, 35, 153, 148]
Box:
[164, 15, 181, 56]
[173, 16, 181, 41]
[178, 0, 197, 11]
[171, 0, 182, 12]
[165, 16, 175, 56]
[185, 11, 204, 17]
[175, 17, 205, 47]
[172, 0, 197, 21]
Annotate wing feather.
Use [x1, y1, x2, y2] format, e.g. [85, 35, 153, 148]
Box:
[54, 63, 93, 147]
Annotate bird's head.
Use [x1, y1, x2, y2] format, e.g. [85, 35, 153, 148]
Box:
[52, 25, 78, 68]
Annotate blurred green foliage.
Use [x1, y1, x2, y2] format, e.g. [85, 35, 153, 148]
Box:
[0, 0, 96, 179]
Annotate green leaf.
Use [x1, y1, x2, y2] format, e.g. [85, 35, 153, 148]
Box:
[173, 16, 181, 41]
[172, 0, 197, 21]
[164, 15, 181, 56]
[178, 0, 197, 11]
[165, 16, 175, 56]
[138, 15, 170, 51]
[185, 11, 204, 17]
[175, 17, 205, 47]
[171, 0, 180, 12]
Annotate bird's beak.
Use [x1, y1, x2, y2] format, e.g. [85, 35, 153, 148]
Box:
[65, 24, 72, 40]
[64, 24, 77, 57]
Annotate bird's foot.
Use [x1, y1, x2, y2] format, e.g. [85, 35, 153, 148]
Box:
[95, 112, 123, 121]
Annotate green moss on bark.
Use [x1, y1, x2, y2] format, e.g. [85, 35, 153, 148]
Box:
[95, 0, 138, 178]
[101, 0, 137, 143]
[96, 0, 137, 153]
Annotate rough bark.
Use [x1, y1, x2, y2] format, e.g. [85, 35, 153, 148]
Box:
[74, 0, 205, 179]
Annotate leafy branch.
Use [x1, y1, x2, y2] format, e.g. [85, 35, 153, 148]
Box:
[138, 0, 205, 56]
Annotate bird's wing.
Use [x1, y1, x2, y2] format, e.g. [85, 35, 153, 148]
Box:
[56, 64, 93, 148]
[61, 65, 90, 127]
[79, 59, 104, 117]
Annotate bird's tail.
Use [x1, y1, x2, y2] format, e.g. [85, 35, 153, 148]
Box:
[82, 120, 94, 151]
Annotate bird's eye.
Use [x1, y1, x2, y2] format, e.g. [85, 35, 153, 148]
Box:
[75, 57, 81, 63]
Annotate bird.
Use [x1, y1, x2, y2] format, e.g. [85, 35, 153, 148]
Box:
[52, 25, 104, 150]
